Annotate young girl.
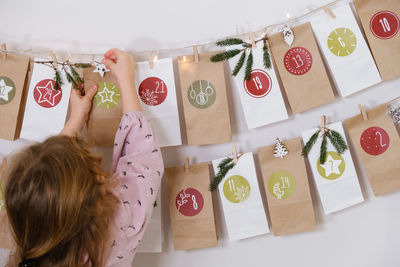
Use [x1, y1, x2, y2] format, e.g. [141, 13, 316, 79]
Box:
[2, 49, 164, 266]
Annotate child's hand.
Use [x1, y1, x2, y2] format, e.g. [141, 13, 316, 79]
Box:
[102, 48, 141, 113]
[61, 85, 98, 137]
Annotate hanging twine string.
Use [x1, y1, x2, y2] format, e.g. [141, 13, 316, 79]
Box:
[0, 0, 348, 62]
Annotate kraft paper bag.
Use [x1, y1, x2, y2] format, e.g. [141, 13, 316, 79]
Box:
[83, 67, 122, 146]
[269, 23, 335, 114]
[228, 41, 288, 129]
[212, 152, 269, 241]
[258, 138, 317, 236]
[344, 103, 400, 196]
[178, 52, 232, 146]
[165, 162, 217, 250]
[135, 58, 182, 147]
[20, 58, 72, 141]
[0, 53, 30, 141]
[310, 4, 381, 97]
[354, 0, 400, 81]
[302, 122, 364, 214]
[137, 192, 162, 253]
[0, 157, 13, 249]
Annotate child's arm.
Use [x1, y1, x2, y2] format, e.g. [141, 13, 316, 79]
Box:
[102, 49, 164, 259]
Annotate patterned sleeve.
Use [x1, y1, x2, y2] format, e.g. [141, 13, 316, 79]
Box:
[109, 110, 164, 262]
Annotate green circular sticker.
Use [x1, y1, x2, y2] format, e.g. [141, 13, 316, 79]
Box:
[317, 151, 346, 180]
[0, 76, 16, 105]
[327, 27, 357, 57]
[94, 81, 121, 110]
[268, 171, 296, 200]
[187, 80, 216, 109]
[223, 175, 251, 203]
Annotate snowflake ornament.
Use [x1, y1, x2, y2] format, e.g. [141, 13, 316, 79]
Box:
[93, 62, 110, 77]
[140, 89, 158, 106]
[274, 138, 289, 158]
[233, 185, 250, 203]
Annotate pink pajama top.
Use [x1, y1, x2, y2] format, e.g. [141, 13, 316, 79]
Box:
[105, 111, 164, 266]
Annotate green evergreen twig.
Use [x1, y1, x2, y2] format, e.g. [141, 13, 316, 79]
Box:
[216, 38, 244, 46]
[263, 40, 272, 69]
[232, 51, 246, 76]
[53, 68, 63, 90]
[301, 130, 319, 157]
[328, 129, 348, 154]
[244, 51, 253, 81]
[209, 157, 236, 192]
[210, 49, 242, 62]
[320, 133, 328, 164]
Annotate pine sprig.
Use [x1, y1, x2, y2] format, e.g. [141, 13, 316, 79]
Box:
[232, 51, 246, 76]
[244, 51, 253, 81]
[216, 38, 244, 46]
[320, 133, 328, 164]
[301, 130, 319, 157]
[329, 129, 348, 153]
[70, 66, 83, 84]
[210, 49, 242, 62]
[263, 40, 272, 69]
[73, 63, 91, 68]
[209, 157, 236, 192]
[53, 68, 63, 90]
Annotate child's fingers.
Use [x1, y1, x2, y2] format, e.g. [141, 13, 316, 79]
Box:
[104, 48, 122, 60]
[84, 85, 98, 101]
[102, 58, 115, 70]
[71, 88, 82, 97]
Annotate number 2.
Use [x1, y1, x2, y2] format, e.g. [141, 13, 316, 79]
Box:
[379, 17, 391, 33]
[376, 131, 387, 147]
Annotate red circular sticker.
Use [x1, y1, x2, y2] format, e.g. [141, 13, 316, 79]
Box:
[360, 127, 390, 156]
[370, 11, 400, 39]
[175, 188, 204, 217]
[284, 47, 313, 75]
[243, 69, 272, 98]
[33, 79, 62, 108]
[138, 77, 167, 106]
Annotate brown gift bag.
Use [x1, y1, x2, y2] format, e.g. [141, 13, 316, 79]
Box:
[0, 158, 13, 249]
[258, 138, 317, 236]
[0, 53, 30, 140]
[269, 23, 335, 114]
[178, 52, 231, 146]
[83, 67, 122, 146]
[354, 0, 400, 81]
[165, 162, 217, 250]
[344, 103, 400, 196]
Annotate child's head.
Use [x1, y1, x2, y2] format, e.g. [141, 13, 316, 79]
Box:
[3, 135, 118, 266]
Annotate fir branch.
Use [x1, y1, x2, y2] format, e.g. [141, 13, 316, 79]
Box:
[244, 51, 253, 81]
[327, 129, 348, 154]
[301, 130, 319, 157]
[232, 51, 246, 76]
[209, 157, 235, 192]
[216, 38, 245, 46]
[263, 40, 272, 69]
[70, 65, 83, 84]
[53, 68, 63, 90]
[73, 63, 92, 68]
[65, 71, 78, 89]
[210, 49, 242, 62]
[320, 133, 328, 164]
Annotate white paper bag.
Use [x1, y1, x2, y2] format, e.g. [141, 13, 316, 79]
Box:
[301, 122, 364, 214]
[20, 58, 72, 141]
[228, 42, 288, 129]
[310, 4, 381, 97]
[212, 152, 269, 241]
[135, 58, 181, 147]
[137, 192, 162, 253]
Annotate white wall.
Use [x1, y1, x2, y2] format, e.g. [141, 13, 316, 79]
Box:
[1, 0, 400, 266]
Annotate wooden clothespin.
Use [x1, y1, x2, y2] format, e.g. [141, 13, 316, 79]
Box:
[232, 145, 238, 163]
[1, 43, 7, 61]
[358, 104, 368, 120]
[322, 5, 336, 19]
[49, 50, 58, 68]
[248, 32, 256, 48]
[193, 45, 199, 63]
[184, 157, 190, 174]
[147, 51, 154, 69]
[320, 115, 326, 134]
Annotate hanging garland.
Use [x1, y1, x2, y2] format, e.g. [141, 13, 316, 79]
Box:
[301, 127, 348, 164]
[210, 37, 272, 81]
[34, 60, 91, 90]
